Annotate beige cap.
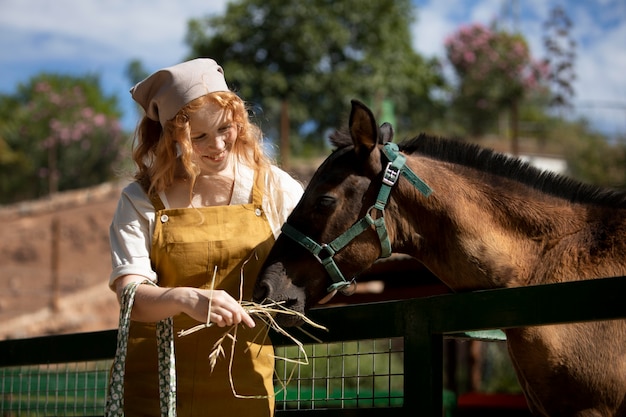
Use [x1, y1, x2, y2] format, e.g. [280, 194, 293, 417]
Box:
[130, 58, 229, 126]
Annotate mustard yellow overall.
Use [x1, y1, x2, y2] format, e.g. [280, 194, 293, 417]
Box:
[124, 173, 275, 416]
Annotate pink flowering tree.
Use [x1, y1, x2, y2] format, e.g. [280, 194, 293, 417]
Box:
[0, 74, 126, 203]
[445, 23, 549, 150]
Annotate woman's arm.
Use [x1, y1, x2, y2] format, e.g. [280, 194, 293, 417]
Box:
[114, 274, 255, 328]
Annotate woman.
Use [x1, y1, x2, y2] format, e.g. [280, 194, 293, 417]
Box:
[108, 58, 303, 416]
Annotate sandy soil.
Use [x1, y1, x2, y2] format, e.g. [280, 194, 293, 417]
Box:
[0, 182, 124, 339]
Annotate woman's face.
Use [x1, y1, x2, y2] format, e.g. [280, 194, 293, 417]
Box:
[187, 101, 238, 175]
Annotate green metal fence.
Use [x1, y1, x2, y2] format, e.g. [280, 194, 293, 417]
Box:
[1, 361, 110, 416]
[1, 276, 626, 416]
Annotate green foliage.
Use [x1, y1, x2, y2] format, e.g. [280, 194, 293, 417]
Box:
[125, 59, 150, 86]
[549, 119, 626, 188]
[479, 342, 522, 393]
[185, 0, 445, 150]
[0, 74, 127, 204]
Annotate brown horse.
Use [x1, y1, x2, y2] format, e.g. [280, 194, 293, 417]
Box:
[254, 100, 626, 416]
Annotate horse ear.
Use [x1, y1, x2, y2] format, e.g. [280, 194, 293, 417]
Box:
[380, 122, 394, 143]
[349, 100, 379, 156]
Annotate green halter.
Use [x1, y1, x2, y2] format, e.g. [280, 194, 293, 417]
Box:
[281, 142, 433, 293]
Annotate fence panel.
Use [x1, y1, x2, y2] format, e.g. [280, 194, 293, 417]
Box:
[1, 276, 625, 416]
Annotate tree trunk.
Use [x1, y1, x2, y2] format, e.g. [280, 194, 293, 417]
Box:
[510, 99, 519, 156]
[280, 98, 291, 170]
[48, 142, 58, 195]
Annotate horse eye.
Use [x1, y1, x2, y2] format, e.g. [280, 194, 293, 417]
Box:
[315, 195, 336, 211]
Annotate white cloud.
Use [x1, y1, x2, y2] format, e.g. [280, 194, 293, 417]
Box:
[466, 0, 502, 23]
[576, 23, 626, 99]
[0, 0, 228, 68]
[412, 6, 454, 58]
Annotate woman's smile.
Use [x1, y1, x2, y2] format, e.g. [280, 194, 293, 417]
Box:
[204, 149, 228, 162]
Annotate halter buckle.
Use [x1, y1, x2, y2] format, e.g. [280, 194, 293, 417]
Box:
[382, 162, 400, 186]
[316, 244, 335, 262]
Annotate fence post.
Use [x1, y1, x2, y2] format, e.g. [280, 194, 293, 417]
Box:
[403, 302, 443, 416]
[50, 216, 61, 311]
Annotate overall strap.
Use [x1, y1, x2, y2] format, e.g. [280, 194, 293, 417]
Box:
[138, 177, 166, 211]
[251, 169, 266, 207]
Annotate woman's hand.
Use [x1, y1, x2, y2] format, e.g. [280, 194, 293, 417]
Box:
[186, 288, 256, 328]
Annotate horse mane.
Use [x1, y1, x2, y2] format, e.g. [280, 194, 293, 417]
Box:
[328, 129, 626, 208]
[400, 134, 626, 208]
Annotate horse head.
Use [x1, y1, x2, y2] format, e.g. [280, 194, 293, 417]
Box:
[253, 100, 411, 326]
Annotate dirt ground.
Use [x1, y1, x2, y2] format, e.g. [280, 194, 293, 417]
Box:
[0, 182, 125, 340]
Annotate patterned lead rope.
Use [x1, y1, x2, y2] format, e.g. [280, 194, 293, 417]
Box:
[105, 280, 177, 417]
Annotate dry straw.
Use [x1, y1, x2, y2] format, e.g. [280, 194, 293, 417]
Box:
[178, 253, 327, 398]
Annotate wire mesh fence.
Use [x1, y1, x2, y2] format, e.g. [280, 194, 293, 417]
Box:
[274, 337, 404, 410]
[0, 360, 111, 416]
[0, 338, 404, 415]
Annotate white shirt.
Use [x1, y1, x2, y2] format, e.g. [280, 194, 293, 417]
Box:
[108, 164, 303, 289]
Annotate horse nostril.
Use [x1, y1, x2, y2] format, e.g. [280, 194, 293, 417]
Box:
[253, 281, 272, 303]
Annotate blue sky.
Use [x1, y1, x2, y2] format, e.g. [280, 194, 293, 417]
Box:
[1, 0, 625, 137]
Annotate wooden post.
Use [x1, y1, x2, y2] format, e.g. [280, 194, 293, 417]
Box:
[50, 216, 60, 311]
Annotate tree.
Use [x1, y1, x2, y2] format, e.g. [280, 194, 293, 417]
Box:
[125, 59, 152, 120]
[551, 118, 626, 188]
[125, 59, 150, 86]
[445, 23, 549, 152]
[0, 74, 126, 203]
[543, 5, 576, 112]
[185, 0, 444, 167]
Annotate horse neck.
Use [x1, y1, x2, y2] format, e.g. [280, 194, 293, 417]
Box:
[386, 158, 626, 290]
